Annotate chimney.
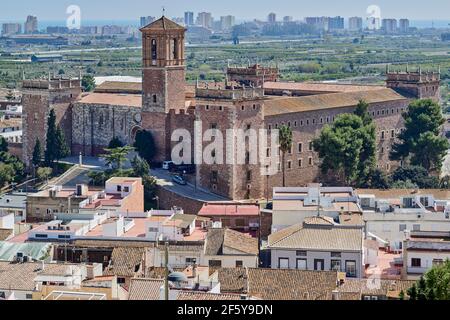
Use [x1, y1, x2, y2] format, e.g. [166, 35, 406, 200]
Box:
[331, 290, 340, 301]
[192, 261, 198, 279]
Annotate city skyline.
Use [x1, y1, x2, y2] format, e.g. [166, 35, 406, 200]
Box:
[1, 0, 450, 22]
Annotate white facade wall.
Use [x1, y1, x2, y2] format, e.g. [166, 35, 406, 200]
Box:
[364, 211, 450, 250]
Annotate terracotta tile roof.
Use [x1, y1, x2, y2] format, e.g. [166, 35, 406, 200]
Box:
[94, 81, 142, 94]
[104, 247, 145, 277]
[205, 229, 259, 256]
[0, 229, 12, 241]
[247, 269, 339, 300]
[146, 267, 184, 279]
[338, 279, 416, 298]
[303, 216, 335, 226]
[268, 222, 363, 251]
[140, 16, 186, 31]
[77, 93, 142, 108]
[0, 262, 80, 291]
[217, 268, 247, 293]
[128, 278, 164, 300]
[217, 268, 339, 300]
[339, 214, 364, 226]
[264, 81, 385, 94]
[177, 291, 242, 300]
[264, 89, 406, 116]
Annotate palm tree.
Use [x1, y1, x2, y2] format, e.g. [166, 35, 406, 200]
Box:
[279, 125, 293, 187]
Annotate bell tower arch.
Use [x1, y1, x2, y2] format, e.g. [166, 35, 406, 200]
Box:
[140, 16, 187, 162]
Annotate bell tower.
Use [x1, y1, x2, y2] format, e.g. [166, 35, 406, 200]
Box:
[140, 16, 187, 162]
[141, 16, 186, 113]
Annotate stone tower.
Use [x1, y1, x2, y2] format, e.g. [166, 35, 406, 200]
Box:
[140, 16, 187, 162]
[386, 67, 441, 102]
[21, 77, 81, 167]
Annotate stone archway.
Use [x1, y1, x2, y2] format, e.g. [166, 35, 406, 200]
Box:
[130, 125, 143, 144]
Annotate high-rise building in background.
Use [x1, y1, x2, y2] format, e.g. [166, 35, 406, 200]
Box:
[196, 12, 213, 29]
[305, 17, 329, 31]
[24, 15, 38, 34]
[382, 18, 398, 33]
[283, 16, 294, 23]
[328, 16, 344, 30]
[184, 12, 194, 26]
[220, 15, 235, 31]
[140, 16, 155, 28]
[348, 17, 363, 31]
[399, 19, 410, 33]
[268, 13, 277, 23]
[1, 23, 22, 36]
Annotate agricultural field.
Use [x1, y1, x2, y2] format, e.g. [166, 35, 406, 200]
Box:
[1, 33, 449, 107]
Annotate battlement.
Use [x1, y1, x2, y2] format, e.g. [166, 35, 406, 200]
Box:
[227, 64, 279, 77]
[386, 68, 440, 83]
[22, 78, 82, 90]
[195, 84, 265, 100]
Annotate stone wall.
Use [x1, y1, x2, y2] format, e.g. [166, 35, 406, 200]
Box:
[156, 186, 205, 215]
[71, 103, 141, 156]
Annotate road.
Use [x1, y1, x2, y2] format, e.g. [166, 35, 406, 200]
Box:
[60, 155, 228, 202]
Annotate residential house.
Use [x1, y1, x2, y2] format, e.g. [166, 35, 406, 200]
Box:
[0, 192, 27, 223]
[272, 185, 361, 232]
[337, 278, 416, 300]
[215, 267, 341, 300]
[0, 261, 89, 300]
[198, 204, 261, 235]
[203, 228, 259, 268]
[359, 191, 450, 251]
[267, 216, 364, 278]
[402, 231, 450, 280]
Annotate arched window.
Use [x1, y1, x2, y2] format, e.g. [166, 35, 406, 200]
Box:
[172, 38, 178, 60]
[151, 39, 157, 61]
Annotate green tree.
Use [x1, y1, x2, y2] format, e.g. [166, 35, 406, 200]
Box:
[0, 152, 24, 182]
[392, 165, 439, 189]
[5, 89, 14, 101]
[44, 109, 58, 165]
[131, 155, 150, 177]
[0, 137, 8, 153]
[362, 169, 390, 189]
[101, 146, 134, 171]
[353, 100, 377, 185]
[0, 163, 15, 187]
[409, 260, 450, 300]
[278, 125, 293, 187]
[142, 175, 157, 210]
[88, 170, 107, 186]
[314, 114, 365, 185]
[55, 127, 70, 162]
[391, 99, 449, 172]
[32, 139, 43, 167]
[36, 167, 52, 184]
[108, 137, 124, 149]
[81, 74, 96, 92]
[134, 130, 157, 164]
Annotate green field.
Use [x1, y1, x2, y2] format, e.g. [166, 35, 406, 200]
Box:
[1, 33, 449, 107]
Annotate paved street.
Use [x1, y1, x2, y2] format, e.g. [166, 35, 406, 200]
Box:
[61, 155, 228, 202]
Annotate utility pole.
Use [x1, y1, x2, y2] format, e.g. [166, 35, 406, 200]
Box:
[164, 242, 169, 301]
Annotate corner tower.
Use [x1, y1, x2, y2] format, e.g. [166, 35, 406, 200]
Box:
[140, 16, 187, 161]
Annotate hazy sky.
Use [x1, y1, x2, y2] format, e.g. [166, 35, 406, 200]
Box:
[1, 0, 449, 21]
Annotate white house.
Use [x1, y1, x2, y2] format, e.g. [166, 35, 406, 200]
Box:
[203, 228, 259, 268]
[403, 231, 450, 280]
[272, 185, 361, 233]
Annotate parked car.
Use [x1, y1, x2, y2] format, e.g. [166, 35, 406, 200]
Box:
[172, 175, 187, 186]
[163, 161, 174, 170]
[170, 164, 196, 174]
